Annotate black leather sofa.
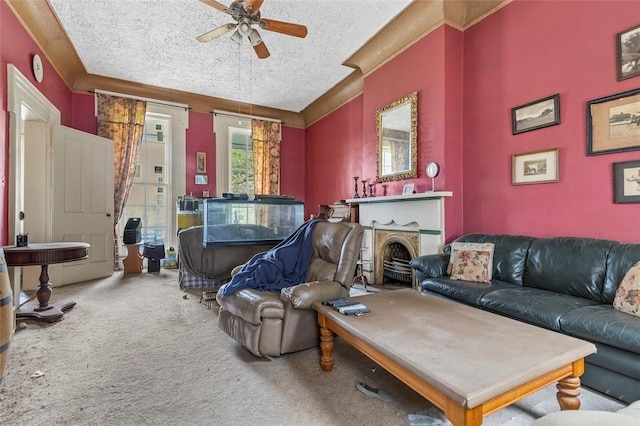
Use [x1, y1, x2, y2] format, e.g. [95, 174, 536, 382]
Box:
[410, 233, 640, 404]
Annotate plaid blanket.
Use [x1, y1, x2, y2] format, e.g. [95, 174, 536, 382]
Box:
[179, 269, 226, 290]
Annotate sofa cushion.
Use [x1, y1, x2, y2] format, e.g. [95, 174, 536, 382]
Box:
[613, 261, 640, 317]
[479, 287, 599, 331]
[524, 237, 614, 302]
[447, 242, 494, 282]
[448, 234, 533, 285]
[559, 304, 640, 354]
[420, 278, 516, 306]
[604, 243, 640, 303]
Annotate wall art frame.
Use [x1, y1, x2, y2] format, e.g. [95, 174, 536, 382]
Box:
[512, 148, 559, 185]
[587, 88, 640, 155]
[511, 94, 560, 135]
[402, 183, 415, 195]
[196, 152, 207, 173]
[613, 159, 640, 203]
[195, 174, 208, 185]
[617, 23, 640, 81]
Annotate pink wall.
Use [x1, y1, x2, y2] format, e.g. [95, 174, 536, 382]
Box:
[0, 1, 73, 244]
[71, 93, 97, 134]
[363, 25, 464, 240]
[184, 116, 305, 200]
[463, 0, 639, 242]
[280, 125, 305, 200]
[186, 111, 215, 196]
[304, 95, 363, 219]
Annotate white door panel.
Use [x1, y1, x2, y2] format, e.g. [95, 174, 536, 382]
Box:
[21, 121, 48, 290]
[49, 125, 114, 285]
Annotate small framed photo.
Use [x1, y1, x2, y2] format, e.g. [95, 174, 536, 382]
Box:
[196, 152, 207, 174]
[511, 94, 560, 135]
[195, 174, 208, 185]
[617, 24, 640, 81]
[587, 88, 640, 155]
[512, 148, 559, 185]
[613, 160, 640, 203]
[402, 183, 415, 194]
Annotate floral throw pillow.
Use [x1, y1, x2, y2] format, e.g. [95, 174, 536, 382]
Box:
[613, 261, 640, 317]
[447, 242, 495, 283]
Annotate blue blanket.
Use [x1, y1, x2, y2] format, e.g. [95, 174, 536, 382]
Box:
[220, 219, 321, 296]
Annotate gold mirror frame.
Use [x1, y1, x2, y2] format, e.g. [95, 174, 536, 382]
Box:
[376, 91, 418, 183]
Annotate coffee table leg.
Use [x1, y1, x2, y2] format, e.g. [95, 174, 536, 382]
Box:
[556, 375, 581, 410]
[319, 326, 334, 372]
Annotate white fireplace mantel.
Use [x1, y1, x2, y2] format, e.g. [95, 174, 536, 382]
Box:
[346, 191, 452, 287]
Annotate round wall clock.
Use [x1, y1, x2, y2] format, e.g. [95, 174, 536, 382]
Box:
[426, 161, 440, 178]
[32, 54, 44, 83]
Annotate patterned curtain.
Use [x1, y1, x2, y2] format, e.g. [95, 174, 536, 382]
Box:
[252, 119, 281, 195]
[96, 93, 147, 263]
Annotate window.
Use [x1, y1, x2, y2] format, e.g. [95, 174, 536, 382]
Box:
[119, 114, 170, 248]
[229, 127, 254, 193]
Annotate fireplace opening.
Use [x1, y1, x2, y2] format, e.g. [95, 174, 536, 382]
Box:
[374, 229, 419, 289]
[382, 242, 412, 286]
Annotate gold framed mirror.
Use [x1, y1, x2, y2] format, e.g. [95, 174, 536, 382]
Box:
[376, 91, 418, 183]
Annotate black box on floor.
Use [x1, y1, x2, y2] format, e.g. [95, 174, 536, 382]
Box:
[123, 217, 142, 244]
[147, 258, 161, 273]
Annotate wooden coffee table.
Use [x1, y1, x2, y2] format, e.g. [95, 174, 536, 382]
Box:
[313, 289, 596, 426]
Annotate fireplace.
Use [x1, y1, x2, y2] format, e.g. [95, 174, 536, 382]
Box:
[374, 229, 419, 288]
[346, 192, 452, 289]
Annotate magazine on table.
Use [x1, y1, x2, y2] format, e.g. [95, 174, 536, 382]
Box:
[322, 298, 371, 316]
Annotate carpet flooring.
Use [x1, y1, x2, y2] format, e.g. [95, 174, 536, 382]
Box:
[0, 269, 625, 425]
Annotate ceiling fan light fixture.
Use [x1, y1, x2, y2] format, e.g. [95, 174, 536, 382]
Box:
[248, 29, 262, 46]
[230, 29, 243, 44]
[238, 21, 252, 36]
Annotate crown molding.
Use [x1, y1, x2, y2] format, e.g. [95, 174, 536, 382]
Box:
[8, 0, 508, 129]
[302, 0, 509, 125]
[74, 74, 305, 127]
[7, 0, 305, 127]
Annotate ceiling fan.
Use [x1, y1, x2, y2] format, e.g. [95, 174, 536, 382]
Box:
[197, 0, 308, 59]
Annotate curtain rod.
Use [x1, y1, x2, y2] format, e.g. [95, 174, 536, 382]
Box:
[90, 90, 190, 110]
[213, 110, 281, 123]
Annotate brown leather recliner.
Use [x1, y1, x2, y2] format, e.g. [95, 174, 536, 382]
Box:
[215, 221, 364, 357]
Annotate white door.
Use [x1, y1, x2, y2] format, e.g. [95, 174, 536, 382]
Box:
[48, 125, 114, 284]
[21, 121, 50, 289]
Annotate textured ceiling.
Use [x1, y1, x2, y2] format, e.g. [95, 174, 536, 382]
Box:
[49, 0, 413, 113]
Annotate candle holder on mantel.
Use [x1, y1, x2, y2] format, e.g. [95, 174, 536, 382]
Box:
[361, 179, 367, 198]
[368, 183, 375, 197]
[352, 176, 360, 198]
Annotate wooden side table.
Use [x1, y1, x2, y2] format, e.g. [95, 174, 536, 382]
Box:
[3, 242, 90, 323]
[123, 243, 143, 275]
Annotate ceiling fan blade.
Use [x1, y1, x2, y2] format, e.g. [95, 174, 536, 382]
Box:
[199, 0, 231, 14]
[196, 23, 237, 42]
[252, 40, 270, 59]
[259, 19, 308, 38]
[245, 0, 264, 13]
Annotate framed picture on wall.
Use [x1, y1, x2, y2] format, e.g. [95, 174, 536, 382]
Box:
[587, 88, 640, 155]
[511, 94, 560, 135]
[617, 23, 640, 81]
[512, 148, 559, 185]
[613, 160, 640, 203]
[402, 183, 415, 195]
[196, 152, 207, 174]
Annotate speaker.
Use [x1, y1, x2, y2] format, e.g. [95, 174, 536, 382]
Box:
[123, 217, 142, 244]
[143, 243, 165, 260]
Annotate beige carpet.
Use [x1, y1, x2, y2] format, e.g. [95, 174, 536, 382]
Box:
[0, 269, 624, 425]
